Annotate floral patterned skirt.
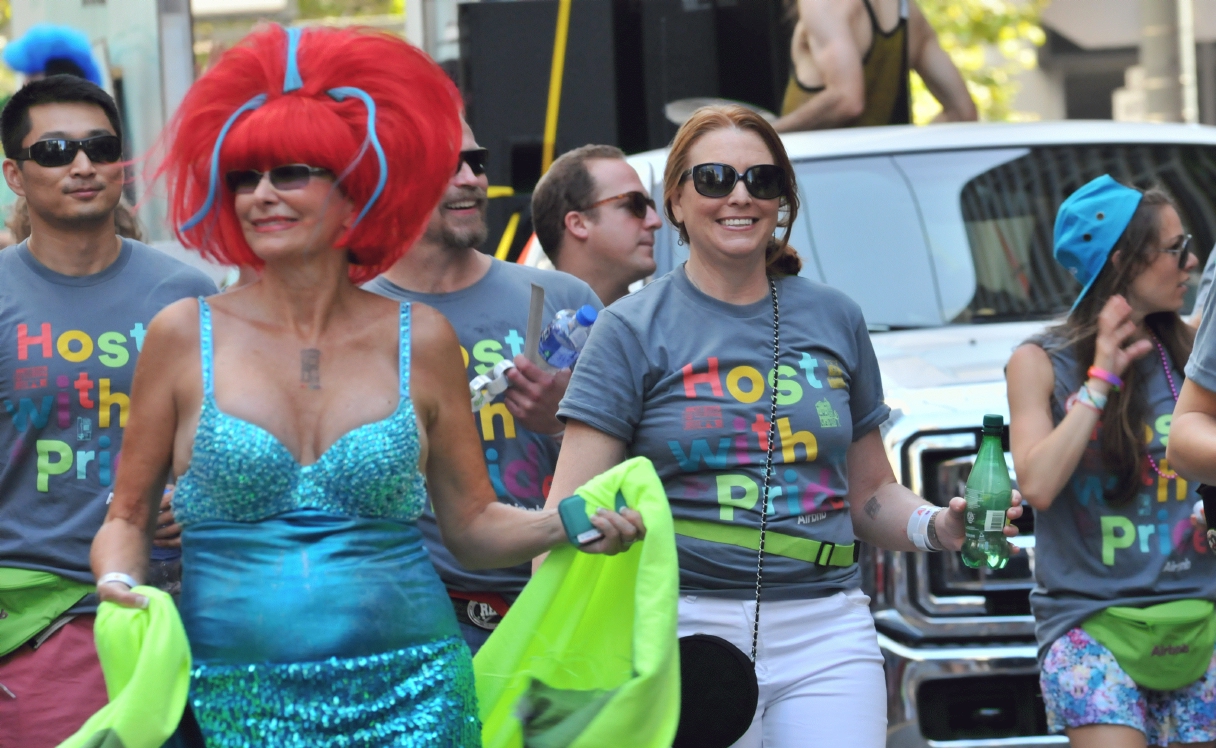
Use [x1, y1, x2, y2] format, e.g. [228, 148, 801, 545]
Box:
[1040, 627, 1216, 746]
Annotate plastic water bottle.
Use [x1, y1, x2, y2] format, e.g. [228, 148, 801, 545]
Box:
[538, 305, 598, 369]
[961, 414, 1012, 570]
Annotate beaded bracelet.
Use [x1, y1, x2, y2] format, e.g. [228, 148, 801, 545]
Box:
[1087, 366, 1123, 392]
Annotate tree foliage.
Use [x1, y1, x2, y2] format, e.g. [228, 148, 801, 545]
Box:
[912, 0, 1047, 123]
[297, 0, 403, 19]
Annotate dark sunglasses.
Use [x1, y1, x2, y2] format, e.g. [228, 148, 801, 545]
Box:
[457, 148, 488, 177]
[224, 164, 334, 194]
[582, 191, 656, 219]
[1161, 233, 1193, 269]
[682, 163, 785, 200]
[15, 135, 122, 168]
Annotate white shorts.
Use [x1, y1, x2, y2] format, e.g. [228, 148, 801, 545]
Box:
[678, 588, 887, 748]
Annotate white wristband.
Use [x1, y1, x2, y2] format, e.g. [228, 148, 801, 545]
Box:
[97, 572, 139, 590]
[907, 505, 936, 552]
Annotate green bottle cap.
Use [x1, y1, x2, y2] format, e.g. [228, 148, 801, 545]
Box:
[983, 414, 1004, 431]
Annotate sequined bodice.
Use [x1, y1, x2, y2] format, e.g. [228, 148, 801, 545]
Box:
[174, 298, 427, 525]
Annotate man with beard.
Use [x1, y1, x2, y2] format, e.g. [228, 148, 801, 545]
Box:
[531, 144, 661, 306]
[0, 76, 215, 747]
[366, 119, 601, 653]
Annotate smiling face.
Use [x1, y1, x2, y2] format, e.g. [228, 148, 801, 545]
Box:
[421, 119, 488, 252]
[1125, 204, 1197, 315]
[669, 127, 781, 266]
[232, 167, 352, 265]
[5, 102, 124, 228]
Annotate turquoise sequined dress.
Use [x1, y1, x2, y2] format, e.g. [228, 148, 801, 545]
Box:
[173, 299, 480, 747]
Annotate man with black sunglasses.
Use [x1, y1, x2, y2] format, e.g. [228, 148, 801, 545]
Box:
[0, 75, 215, 747]
[532, 144, 661, 305]
[366, 119, 601, 654]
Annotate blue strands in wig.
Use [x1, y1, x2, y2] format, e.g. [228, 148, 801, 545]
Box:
[180, 94, 268, 231]
[327, 87, 388, 227]
[180, 26, 388, 232]
[283, 27, 304, 93]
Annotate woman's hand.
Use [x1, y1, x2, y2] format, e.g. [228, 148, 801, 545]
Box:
[1093, 295, 1153, 378]
[152, 487, 182, 550]
[578, 507, 647, 555]
[933, 490, 1024, 552]
[97, 580, 149, 609]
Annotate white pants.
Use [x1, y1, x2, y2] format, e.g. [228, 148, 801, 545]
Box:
[677, 589, 887, 748]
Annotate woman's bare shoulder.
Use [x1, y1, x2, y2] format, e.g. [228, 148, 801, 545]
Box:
[407, 302, 461, 354]
[145, 297, 202, 354]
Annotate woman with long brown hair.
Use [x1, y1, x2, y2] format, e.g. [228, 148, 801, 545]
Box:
[544, 105, 1022, 747]
[1006, 175, 1216, 748]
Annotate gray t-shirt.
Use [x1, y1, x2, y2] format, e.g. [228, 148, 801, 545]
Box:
[1028, 331, 1216, 661]
[1188, 261, 1216, 390]
[1190, 246, 1216, 325]
[365, 259, 601, 593]
[558, 266, 889, 600]
[0, 240, 217, 586]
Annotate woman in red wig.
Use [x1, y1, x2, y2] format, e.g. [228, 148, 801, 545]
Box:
[88, 25, 644, 745]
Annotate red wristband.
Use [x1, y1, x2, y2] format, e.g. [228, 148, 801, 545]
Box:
[1087, 366, 1123, 392]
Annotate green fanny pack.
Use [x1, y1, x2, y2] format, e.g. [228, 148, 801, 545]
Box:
[0, 568, 94, 657]
[1081, 599, 1216, 692]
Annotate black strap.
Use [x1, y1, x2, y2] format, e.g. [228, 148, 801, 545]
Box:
[750, 276, 781, 663]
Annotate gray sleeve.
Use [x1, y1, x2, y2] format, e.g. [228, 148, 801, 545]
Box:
[557, 310, 647, 441]
[1192, 247, 1216, 321]
[849, 315, 891, 440]
[1186, 264, 1216, 392]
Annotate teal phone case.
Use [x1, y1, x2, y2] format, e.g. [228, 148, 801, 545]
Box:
[558, 492, 628, 546]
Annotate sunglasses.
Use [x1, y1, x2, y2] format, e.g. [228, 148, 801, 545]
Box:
[15, 135, 122, 168]
[682, 163, 785, 200]
[582, 191, 656, 219]
[224, 164, 334, 194]
[1160, 233, 1193, 269]
[457, 148, 488, 177]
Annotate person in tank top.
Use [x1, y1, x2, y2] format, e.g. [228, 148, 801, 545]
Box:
[1006, 175, 1216, 747]
[774, 0, 975, 131]
[87, 25, 643, 746]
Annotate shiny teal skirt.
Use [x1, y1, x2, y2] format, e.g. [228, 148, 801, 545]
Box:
[178, 510, 480, 747]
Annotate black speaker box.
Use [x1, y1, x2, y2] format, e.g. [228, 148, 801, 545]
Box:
[459, 0, 790, 255]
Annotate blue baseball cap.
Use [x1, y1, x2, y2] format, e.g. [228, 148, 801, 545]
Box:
[1053, 174, 1143, 311]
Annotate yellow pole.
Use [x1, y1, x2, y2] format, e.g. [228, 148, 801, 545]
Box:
[495, 212, 522, 260]
[541, 0, 573, 174]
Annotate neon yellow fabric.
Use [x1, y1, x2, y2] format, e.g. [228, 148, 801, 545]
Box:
[672, 518, 856, 567]
[58, 586, 191, 748]
[473, 456, 680, 748]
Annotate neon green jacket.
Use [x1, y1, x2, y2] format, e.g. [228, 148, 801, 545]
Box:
[58, 586, 191, 748]
[473, 456, 680, 748]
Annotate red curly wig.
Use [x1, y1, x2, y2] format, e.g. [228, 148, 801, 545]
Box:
[157, 25, 462, 283]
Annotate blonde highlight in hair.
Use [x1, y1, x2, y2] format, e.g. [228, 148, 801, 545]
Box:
[662, 105, 802, 276]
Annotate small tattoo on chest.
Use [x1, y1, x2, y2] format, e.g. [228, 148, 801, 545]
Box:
[301, 349, 321, 390]
[864, 496, 880, 519]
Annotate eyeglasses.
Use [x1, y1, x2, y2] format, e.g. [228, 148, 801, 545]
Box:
[681, 163, 785, 200]
[1159, 233, 1193, 269]
[457, 148, 488, 177]
[15, 135, 122, 168]
[224, 164, 334, 194]
[581, 191, 656, 219]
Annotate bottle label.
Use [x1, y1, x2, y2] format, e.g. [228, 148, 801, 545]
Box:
[984, 509, 1006, 532]
[964, 488, 983, 539]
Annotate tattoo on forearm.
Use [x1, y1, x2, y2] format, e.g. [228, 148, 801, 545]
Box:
[864, 495, 881, 520]
[301, 349, 321, 390]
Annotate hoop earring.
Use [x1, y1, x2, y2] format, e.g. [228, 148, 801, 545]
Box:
[677, 234, 685, 246]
